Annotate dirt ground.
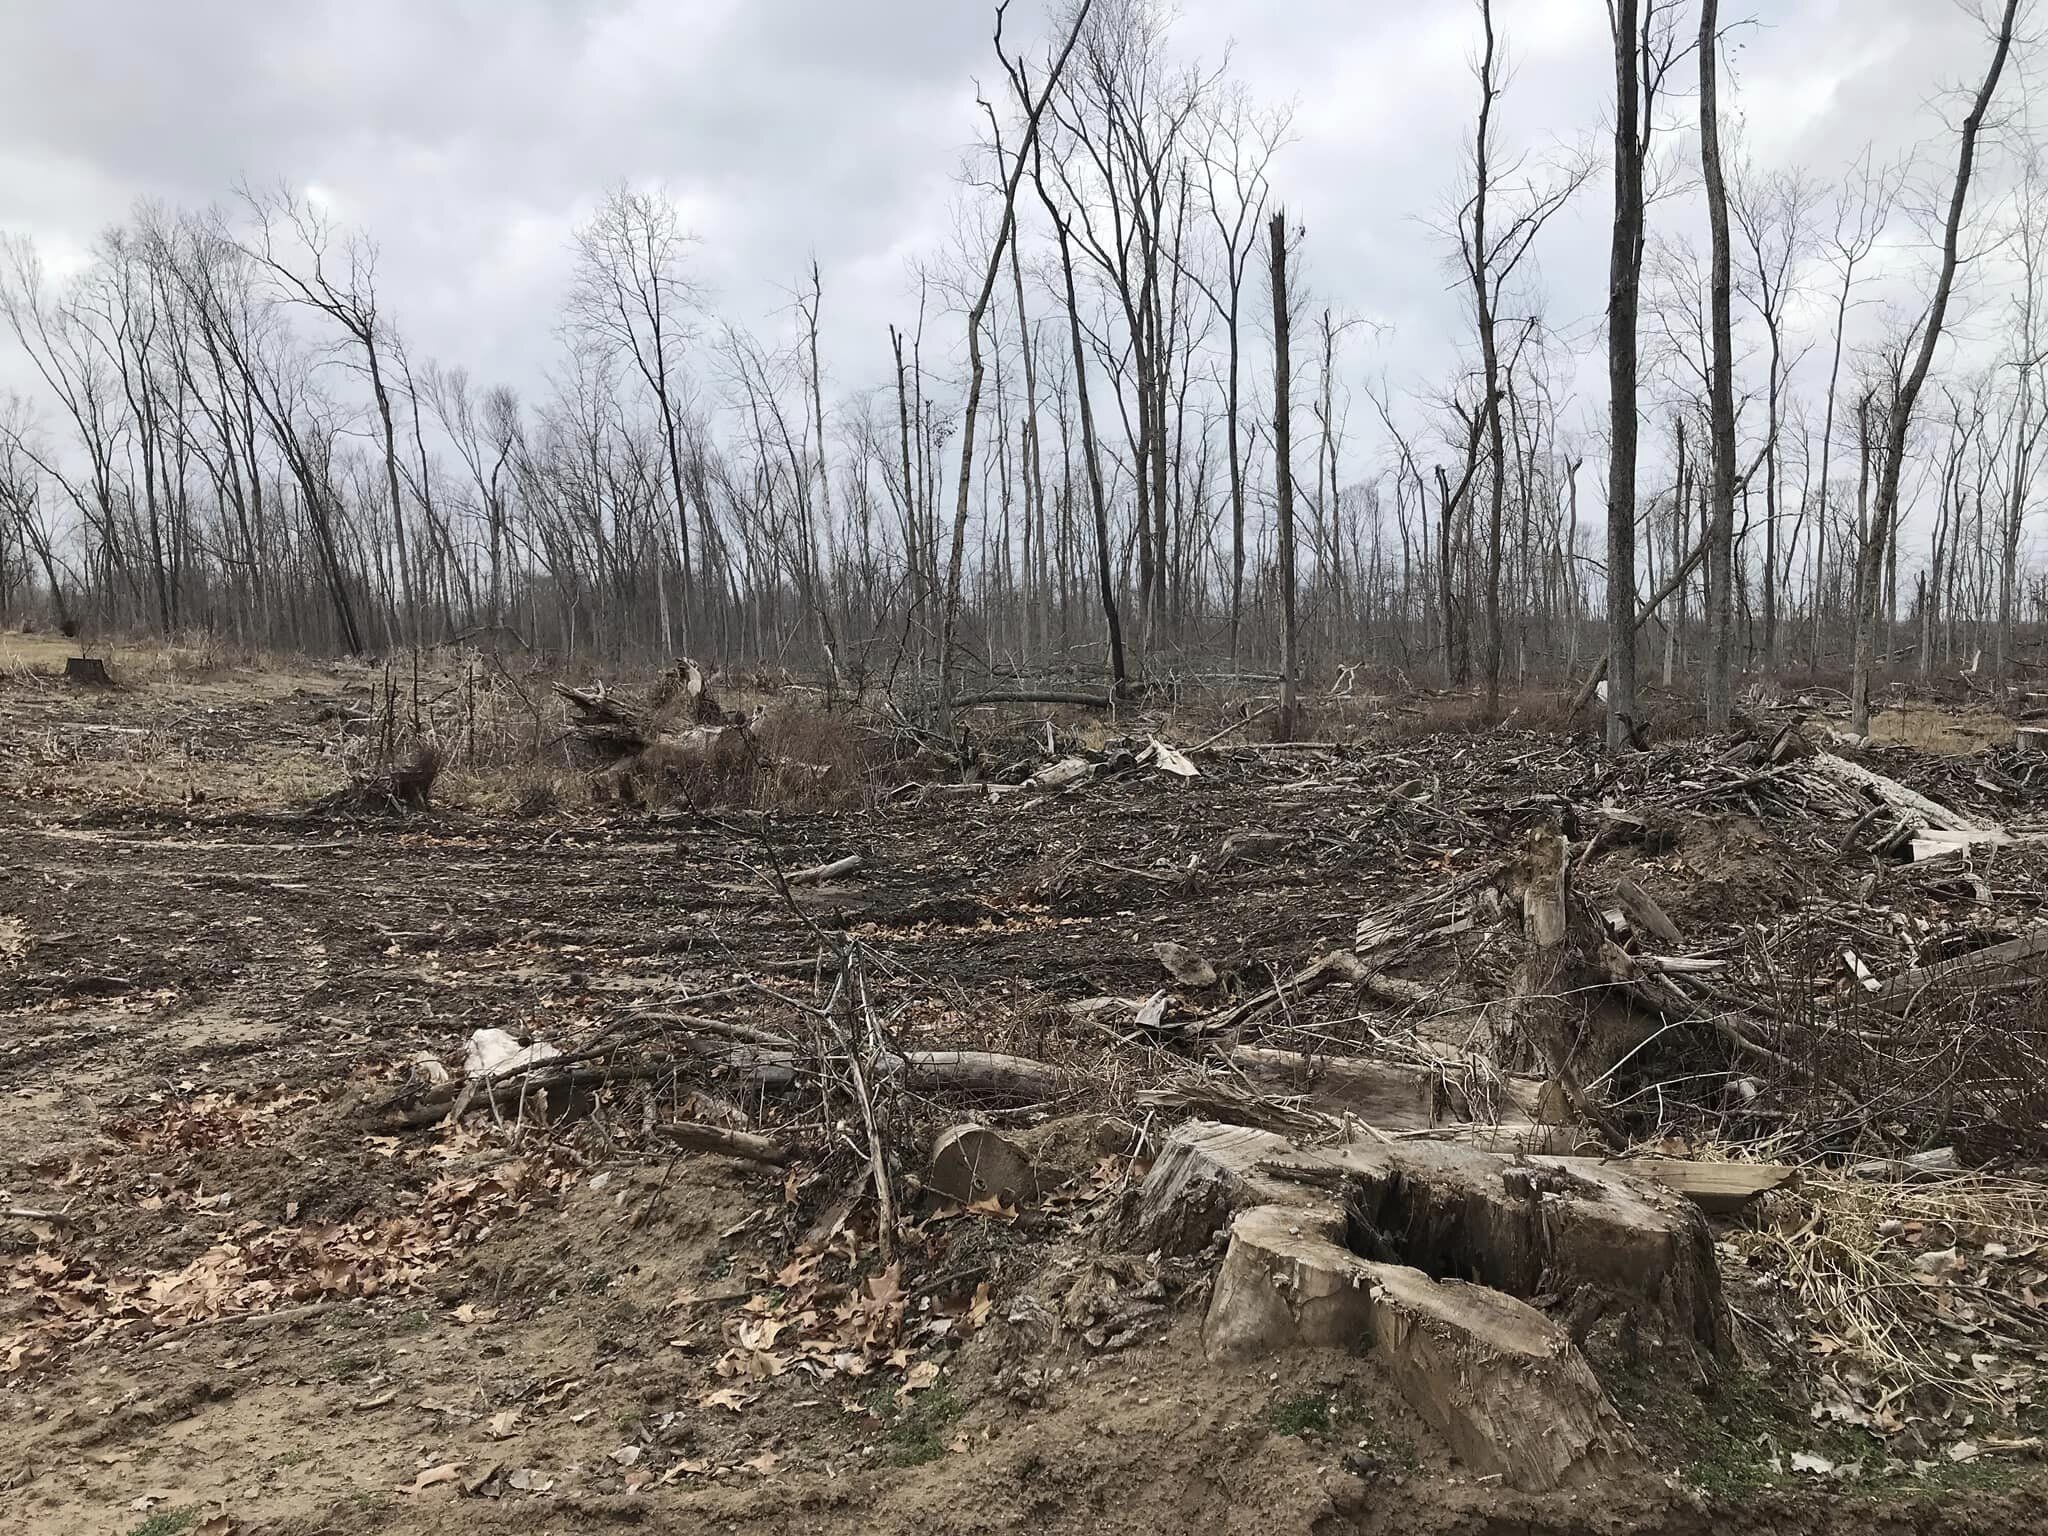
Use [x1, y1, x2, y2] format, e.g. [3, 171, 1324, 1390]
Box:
[2, 638, 2044, 1536]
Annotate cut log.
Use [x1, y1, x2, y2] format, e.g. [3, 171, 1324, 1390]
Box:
[658, 1121, 791, 1164]
[1613, 876, 1684, 947]
[1906, 828, 2047, 863]
[927, 1124, 1040, 1207]
[1869, 926, 2048, 1016]
[1026, 755, 1098, 790]
[1361, 1262, 1633, 1492]
[784, 854, 864, 886]
[2017, 724, 2048, 754]
[1223, 1046, 1436, 1128]
[1553, 1156, 1798, 1214]
[900, 1050, 1066, 1101]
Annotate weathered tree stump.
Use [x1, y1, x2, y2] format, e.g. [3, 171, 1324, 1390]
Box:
[1198, 1199, 1637, 1491]
[1132, 1121, 1732, 1360]
[64, 656, 112, 686]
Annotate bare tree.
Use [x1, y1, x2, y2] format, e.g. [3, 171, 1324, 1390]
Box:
[1699, 0, 1738, 725]
[1850, 0, 2020, 735]
[1270, 209, 1298, 739]
[237, 184, 418, 644]
[566, 183, 704, 646]
[1458, 0, 1590, 715]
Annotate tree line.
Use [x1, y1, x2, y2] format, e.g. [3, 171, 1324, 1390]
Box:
[0, 0, 2040, 744]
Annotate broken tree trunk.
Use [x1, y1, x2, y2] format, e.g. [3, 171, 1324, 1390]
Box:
[899, 1050, 1065, 1101]
[1613, 876, 1684, 946]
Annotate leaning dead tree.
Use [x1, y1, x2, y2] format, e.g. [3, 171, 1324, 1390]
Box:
[938, 0, 1094, 725]
[1850, 0, 2020, 736]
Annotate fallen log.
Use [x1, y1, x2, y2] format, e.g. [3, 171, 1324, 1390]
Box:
[950, 689, 1113, 709]
[1221, 1045, 1556, 1131]
[1222, 1046, 1435, 1128]
[657, 1121, 792, 1164]
[1810, 751, 1989, 834]
[900, 1050, 1066, 1101]
[1869, 926, 2048, 1016]
[784, 854, 864, 886]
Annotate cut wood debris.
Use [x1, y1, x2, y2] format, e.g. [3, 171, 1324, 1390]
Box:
[10, 664, 2048, 1528]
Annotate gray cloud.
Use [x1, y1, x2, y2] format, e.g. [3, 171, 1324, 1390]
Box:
[1, 0, 2033, 547]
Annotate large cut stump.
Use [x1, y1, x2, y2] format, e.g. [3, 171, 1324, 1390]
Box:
[1128, 1121, 1324, 1256]
[1133, 1121, 1730, 1361]
[1329, 1139, 1731, 1359]
[1198, 1203, 1636, 1490]
[1361, 1262, 1632, 1492]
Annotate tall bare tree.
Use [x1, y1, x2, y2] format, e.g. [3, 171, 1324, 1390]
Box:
[1270, 209, 1298, 740]
[1699, 0, 1739, 725]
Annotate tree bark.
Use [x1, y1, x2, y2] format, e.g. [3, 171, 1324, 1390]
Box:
[1271, 210, 1299, 741]
[1700, 0, 1738, 726]
[1605, 0, 1644, 751]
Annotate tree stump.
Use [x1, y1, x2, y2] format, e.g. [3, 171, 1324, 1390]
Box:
[1132, 1121, 1732, 1359]
[1197, 1199, 1638, 1491]
[64, 656, 112, 686]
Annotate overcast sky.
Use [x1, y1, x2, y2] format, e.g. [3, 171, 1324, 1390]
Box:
[0, 0, 2031, 515]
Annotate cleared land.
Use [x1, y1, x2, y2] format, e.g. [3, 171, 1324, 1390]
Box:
[2, 637, 2046, 1536]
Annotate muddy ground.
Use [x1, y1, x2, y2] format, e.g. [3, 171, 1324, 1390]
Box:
[1, 639, 2043, 1536]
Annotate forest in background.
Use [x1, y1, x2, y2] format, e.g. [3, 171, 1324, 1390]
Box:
[0, 0, 2043, 743]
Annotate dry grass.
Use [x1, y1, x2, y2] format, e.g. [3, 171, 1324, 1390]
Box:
[1864, 703, 2015, 754]
[1749, 1173, 2048, 1430]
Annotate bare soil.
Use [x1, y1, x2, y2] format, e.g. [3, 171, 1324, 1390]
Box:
[1, 642, 2042, 1536]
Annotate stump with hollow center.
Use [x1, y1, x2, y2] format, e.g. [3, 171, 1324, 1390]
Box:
[1135, 1120, 1734, 1491]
